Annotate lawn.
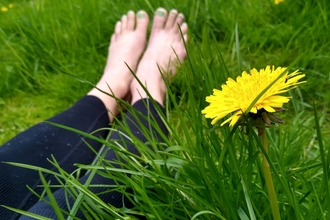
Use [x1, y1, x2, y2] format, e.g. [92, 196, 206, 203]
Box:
[0, 0, 329, 219]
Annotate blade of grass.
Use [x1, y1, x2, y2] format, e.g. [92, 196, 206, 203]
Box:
[38, 171, 65, 220]
[313, 101, 330, 208]
[241, 176, 256, 220]
[1, 205, 52, 220]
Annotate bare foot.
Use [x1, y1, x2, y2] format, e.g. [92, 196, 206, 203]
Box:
[88, 10, 149, 121]
[130, 8, 188, 105]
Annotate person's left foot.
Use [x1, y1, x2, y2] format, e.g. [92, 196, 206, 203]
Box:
[88, 10, 149, 121]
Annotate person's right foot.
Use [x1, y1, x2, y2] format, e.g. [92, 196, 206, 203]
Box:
[130, 8, 188, 105]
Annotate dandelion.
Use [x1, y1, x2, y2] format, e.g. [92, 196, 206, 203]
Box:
[9, 4, 14, 8]
[202, 65, 305, 127]
[202, 65, 306, 220]
[275, 0, 284, 4]
[1, 6, 8, 12]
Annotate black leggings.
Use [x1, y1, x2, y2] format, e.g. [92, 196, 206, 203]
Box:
[0, 96, 167, 219]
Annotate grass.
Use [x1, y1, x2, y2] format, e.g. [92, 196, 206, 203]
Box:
[1, 0, 330, 219]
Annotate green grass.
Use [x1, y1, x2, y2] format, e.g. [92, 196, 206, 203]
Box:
[1, 0, 330, 219]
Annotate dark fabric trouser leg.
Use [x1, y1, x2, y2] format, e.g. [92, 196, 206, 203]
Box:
[0, 96, 110, 219]
[19, 99, 168, 219]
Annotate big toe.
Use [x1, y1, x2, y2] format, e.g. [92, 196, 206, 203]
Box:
[151, 8, 168, 31]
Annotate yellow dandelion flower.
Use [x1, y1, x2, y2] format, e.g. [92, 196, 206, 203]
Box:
[1, 6, 8, 12]
[275, 0, 284, 4]
[202, 65, 305, 126]
[9, 4, 14, 8]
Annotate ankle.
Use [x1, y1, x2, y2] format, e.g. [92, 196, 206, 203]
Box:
[88, 79, 129, 105]
[130, 79, 165, 106]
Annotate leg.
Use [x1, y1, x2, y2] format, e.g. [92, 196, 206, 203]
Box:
[20, 99, 168, 220]
[0, 10, 149, 219]
[0, 96, 110, 219]
[20, 8, 188, 219]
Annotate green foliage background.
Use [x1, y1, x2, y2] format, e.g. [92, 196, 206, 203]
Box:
[0, 0, 329, 219]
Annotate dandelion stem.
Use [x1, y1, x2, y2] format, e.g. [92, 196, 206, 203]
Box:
[261, 128, 281, 220]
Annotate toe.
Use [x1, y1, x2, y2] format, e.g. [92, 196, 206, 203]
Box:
[114, 21, 121, 36]
[135, 10, 149, 31]
[126, 10, 135, 30]
[152, 8, 167, 30]
[165, 9, 179, 29]
[110, 34, 116, 44]
[176, 13, 185, 25]
[183, 33, 188, 43]
[121, 14, 127, 31]
[180, 22, 188, 35]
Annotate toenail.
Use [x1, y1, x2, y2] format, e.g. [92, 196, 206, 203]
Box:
[157, 9, 165, 17]
[170, 9, 177, 14]
[178, 13, 184, 18]
[122, 15, 127, 19]
[128, 10, 134, 15]
[137, 11, 145, 18]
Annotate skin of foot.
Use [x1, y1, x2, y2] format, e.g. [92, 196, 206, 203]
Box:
[88, 10, 149, 122]
[130, 8, 188, 106]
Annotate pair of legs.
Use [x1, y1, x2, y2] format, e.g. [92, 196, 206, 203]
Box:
[0, 8, 187, 219]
